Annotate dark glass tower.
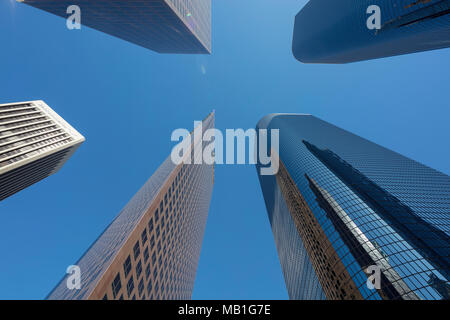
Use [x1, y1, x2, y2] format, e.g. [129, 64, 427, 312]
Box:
[256, 114, 450, 300]
[47, 112, 215, 300]
[292, 0, 450, 63]
[21, 0, 211, 54]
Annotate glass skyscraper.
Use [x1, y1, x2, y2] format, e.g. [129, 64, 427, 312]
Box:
[256, 114, 450, 300]
[47, 112, 215, 300]
[292, 0, 450, 63]
[20, 0, 212, 54]
[0, 100, 84, 201]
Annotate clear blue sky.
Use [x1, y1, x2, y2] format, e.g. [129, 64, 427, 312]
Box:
[0, 0, 449, 300]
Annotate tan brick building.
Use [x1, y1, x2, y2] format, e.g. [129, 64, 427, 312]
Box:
[47, 112, 214, 300]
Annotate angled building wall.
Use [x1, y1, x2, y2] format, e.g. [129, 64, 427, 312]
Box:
[0, 100, 84, 201]
[256, 114, 450, 300]
[292, 0, 450, 63]
[21, 0, 212, 54]
[47, 112, 215, 300]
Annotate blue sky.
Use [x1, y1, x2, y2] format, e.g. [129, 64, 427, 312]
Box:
[0, 0, 449, 300]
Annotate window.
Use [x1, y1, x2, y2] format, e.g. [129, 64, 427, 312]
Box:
[159, 201, 163, 214]
[141, 228, 148, 244]
[123, 255, 132, 278]
[147, 279, 153, 295]
[145, 263, 151, 280]
[102, 294, 108, 300]
[149, 217, 154, 232]
[152, 252, 157, 264]
[112, 273, 121, 298]
[138, 278, 145, 297]
[136, 260, 142, 279]
[133, 241, 140, 260]
[143, 246, 149, 263]
[127, 276, 134, 297]
[150, 235, 155, 249]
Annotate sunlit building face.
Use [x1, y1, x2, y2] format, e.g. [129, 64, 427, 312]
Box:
[47, 113, 215, 300]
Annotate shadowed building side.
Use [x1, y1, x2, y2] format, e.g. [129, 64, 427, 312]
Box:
[292, 0, 450, 63]
[20, 0, 211, 54]
[256, 113, 450, 300]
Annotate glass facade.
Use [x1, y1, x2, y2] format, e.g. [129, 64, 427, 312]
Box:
[292, 0, 450, 63]
[22, 0, 211, 54]
[47, 113, 215, 300]
[256, 114, 450, 300]
[167, 0, 211, 52]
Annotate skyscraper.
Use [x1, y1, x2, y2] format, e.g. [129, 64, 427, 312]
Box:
[0, 100, 84, 201]
[20, 0, 212, 54]
[256, 114, 450, 300]
[47, 112, 215, 300]
[292, 0, 450, 63]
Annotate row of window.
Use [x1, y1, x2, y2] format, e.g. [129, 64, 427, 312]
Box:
[105, 164, 201, 300]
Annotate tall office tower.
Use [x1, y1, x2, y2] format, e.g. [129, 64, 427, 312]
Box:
[256, 114, 450, 300]
[20, 0, 212, 54]
[47, 112, 215, 300]
[0, 100, 84, 201]
[292, 0, 450, 63]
